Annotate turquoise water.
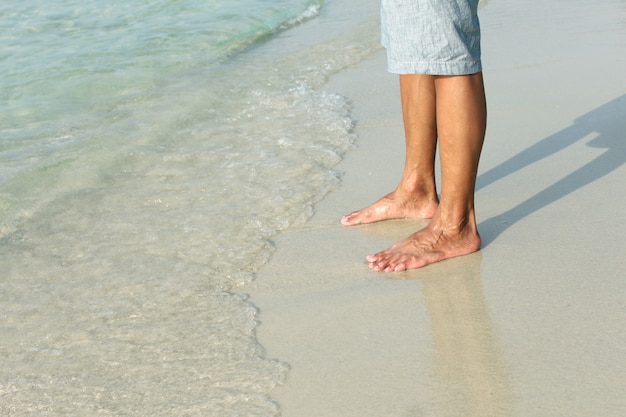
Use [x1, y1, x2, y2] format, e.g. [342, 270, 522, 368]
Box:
[1, 0, 324, 194]
[0, 0, 381, 415]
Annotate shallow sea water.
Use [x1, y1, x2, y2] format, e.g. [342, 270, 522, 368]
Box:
[0, 0, 380, 414]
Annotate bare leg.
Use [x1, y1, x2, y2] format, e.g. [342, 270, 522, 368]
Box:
[367, 73, 486, 272]
[341, 74, 439, 226]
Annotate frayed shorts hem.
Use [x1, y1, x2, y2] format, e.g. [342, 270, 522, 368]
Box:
[386, 58, 482, 75]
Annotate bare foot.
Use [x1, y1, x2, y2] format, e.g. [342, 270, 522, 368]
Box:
[341, 191, 438, 226]
[366, 221, 481, 272]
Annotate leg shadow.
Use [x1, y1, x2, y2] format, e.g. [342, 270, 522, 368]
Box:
[477, 94, 626, 245]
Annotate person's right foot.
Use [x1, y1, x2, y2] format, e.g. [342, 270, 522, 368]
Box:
[340, 190, 438, 226]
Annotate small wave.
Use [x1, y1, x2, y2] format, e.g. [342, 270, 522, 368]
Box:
[212, 1, 324, 60]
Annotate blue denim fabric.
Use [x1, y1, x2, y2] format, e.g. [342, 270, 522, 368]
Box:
[381, 0, 482, 75]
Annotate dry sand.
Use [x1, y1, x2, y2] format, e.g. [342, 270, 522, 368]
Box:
[250, 0, 626, 415]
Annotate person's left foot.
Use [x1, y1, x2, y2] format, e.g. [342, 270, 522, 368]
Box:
[366, 216, 481, 271]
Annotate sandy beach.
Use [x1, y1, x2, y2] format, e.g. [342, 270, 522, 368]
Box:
[250, 0, 626, 416]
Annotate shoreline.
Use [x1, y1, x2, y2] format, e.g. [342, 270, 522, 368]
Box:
[250, 0, 626, 416]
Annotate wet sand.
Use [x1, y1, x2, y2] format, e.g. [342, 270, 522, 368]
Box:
[250, 0, 626, 415]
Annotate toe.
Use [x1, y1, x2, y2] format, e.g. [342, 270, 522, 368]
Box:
[341, 212, 362, 226]
[366, 254, 378, 263]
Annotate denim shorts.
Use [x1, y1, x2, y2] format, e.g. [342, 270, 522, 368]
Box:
[381, 0, 482, 75]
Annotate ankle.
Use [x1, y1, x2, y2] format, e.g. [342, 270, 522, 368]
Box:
[432, 207, 478, 235]
[397, 178, 437, 200]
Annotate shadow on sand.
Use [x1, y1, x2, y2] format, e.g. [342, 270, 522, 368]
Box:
[477, 94, 626, 246]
